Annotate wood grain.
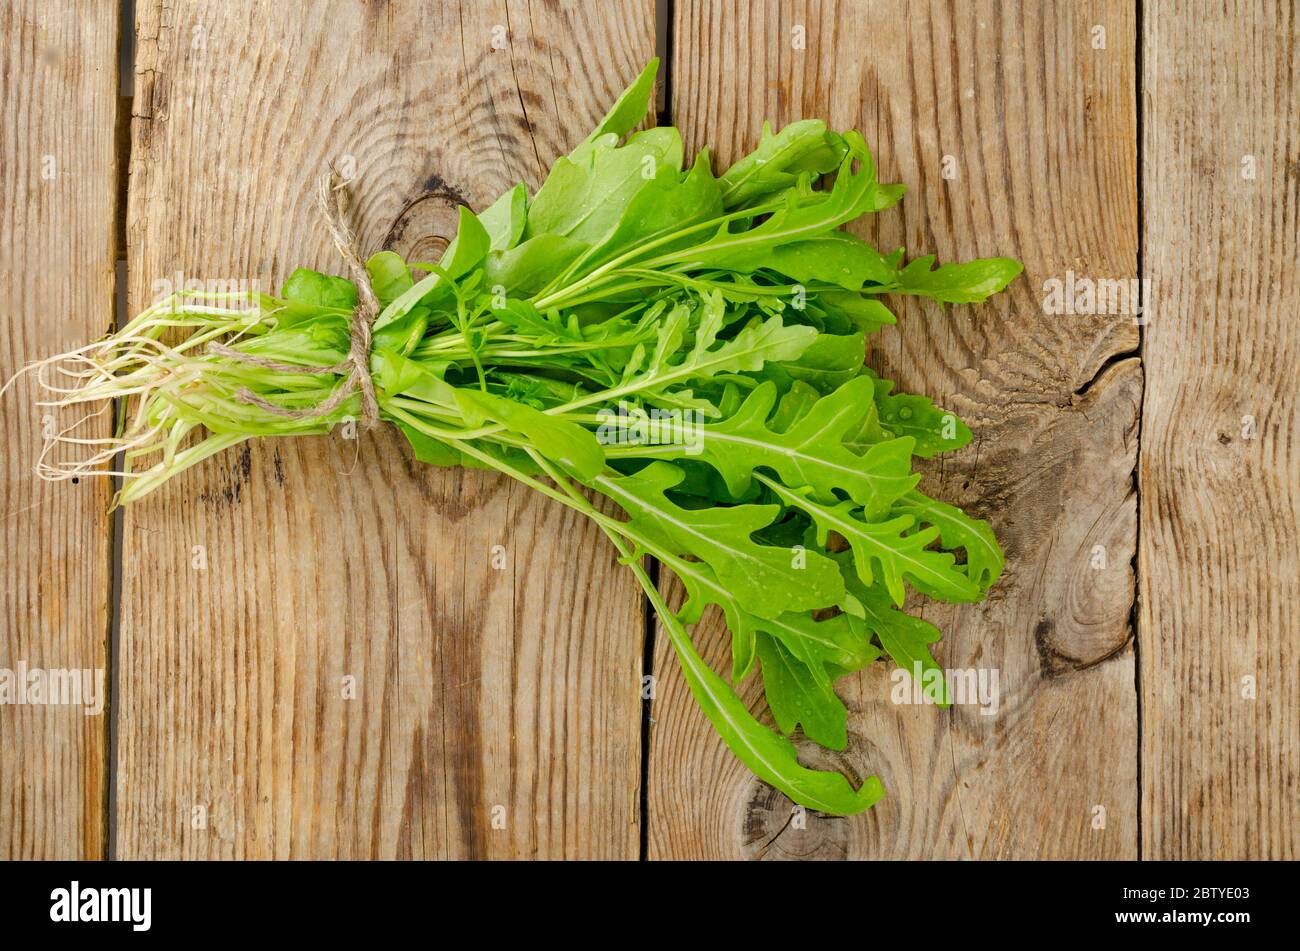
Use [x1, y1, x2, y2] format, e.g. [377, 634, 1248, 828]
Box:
[116, 0, 651, 859]
[649, 0, 1141, 859]
[0, 0, 117, 860]
[1140, 1, 1299, 859]
[5, 0, 1292, 864]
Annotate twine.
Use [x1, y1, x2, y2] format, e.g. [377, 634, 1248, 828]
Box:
[210, 166, 381, 428]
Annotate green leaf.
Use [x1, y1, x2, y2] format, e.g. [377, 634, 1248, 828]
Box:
[757, 473, 982, 605]
[374, 207, 491, 331]
[658, 548, 873, 687]
[366, 251, 413, 305]
[370, 308, 429, 358]
[571, 152, 725, 276]
[654, 549, 759, 675]
[595, 461, 845, 618]
[674, 132, 904, 274]
[760, 608, 880, 684]
[719, 119, 850, 209]
[865, 369, 972, 457]
[745, 232, 897, 290]
[893, 255, 1024, 303]
[757, 632, 849, 749]
[490, 299, 583, 343]
[690, 310, 815, 375]
[892, 489, 1004, 589]
[526, 126, 683, 246]
[769, 380, 821, 432]
[617, 378, 918, 518]
[397, 421, 463, 468]
[576, 57, 659, 152]
[818, 292, 897, 334]
[777, 329, 866, 393]
[439, 205, 492, 278]
[487, 233, 589, 297]
[371, 347, 457, 408]
[478, 182, 527, 251]
[607, 295, 816, 409]
[454, 388, 605, 480]
[656, 603, 883, 814]
[280, 268, 356, 309]
[842, 564, 951, 707]
[374, 269, 446, 330]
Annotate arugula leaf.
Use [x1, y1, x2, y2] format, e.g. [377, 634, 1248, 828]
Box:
[370, 308, 429, 357]
[776, 329, 867, 392]
[478, 182, 527, 251]
[602, 295, 816, 410]
[864, 369, 973, 457]
[817, 292, 897, 334]
[525, 126, 683, 245]
[617, 378, 917, 518]
[486, 233, 589, 296]
[595, 462, 844, 618]
[656, 602, 884, 814]
[372, 346, 457, 406]
[891, 254, 1024, 303]
[757, 633, 847, 748]
[455, 388, 604, 479]
[366, 251, 414, 305]
[657, 546, 867, 689]
[893, 489, 1004, 589]
[737, 231, 898, 291]
[567, 152, 725, 278]
[769, 380, 821, 431]
[280, 268, 356, 309]
[719, 119, 849, 209]
[669, 132, 903, 274]
[574, 57, 660, 154]
[397, 421, 463, 468]
[757, 473, 982, 606]
[373, 208, 491, 332]
[438, 205, 491, 278]
[841, 562, 951, 707]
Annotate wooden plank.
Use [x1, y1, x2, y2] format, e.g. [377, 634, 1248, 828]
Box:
[1141, 2, 1299, 859]
[650, 0, 1140, 859]
[117, 0, 652, 859]
[0, 0, 117, 860]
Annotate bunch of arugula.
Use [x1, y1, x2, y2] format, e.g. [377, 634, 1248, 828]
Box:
[33, 60, 1020, 814]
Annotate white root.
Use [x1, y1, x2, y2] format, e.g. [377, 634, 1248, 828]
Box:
[2, 289, 281, 497]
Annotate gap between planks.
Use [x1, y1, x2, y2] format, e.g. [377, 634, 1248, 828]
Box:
[1131, 0, 1146, 862]
[103, 0, 138, 864]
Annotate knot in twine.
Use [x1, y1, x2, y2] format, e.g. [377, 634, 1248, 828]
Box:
[210, 166, 381, 428]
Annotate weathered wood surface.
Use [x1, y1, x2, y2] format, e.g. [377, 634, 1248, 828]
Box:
[1140, 1, 1299, 860]
[0, 0, 118, 860]
[6, 0, 1298, 863]
[116, 0, 652, 859]
[648, 0, 1141, 859]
